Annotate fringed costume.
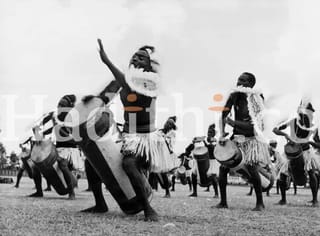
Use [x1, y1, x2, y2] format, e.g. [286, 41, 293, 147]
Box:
[224, 86, 271, 167]
[276, 118, 320, 177]
[120, 67, 177, 173]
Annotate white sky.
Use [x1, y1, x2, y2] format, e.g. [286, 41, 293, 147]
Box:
[1, 0, 320, 154]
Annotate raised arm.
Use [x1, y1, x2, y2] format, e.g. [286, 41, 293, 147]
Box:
[97, 39, 127, 88]
[99, 80, 122, 104]
[272, 121, 292, 142]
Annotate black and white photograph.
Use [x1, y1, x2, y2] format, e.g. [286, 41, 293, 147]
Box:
[1, 0, 320, 235]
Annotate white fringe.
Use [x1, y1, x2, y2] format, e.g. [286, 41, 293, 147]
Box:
[231, 86, 267, 143]
[125, 67, 160, 97]
[237, 137, 271, 166]
[122, 131, 179, 173]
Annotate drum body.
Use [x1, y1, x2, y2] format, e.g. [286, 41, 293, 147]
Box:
[65, 97, 152, 215]
[177, 166, 187, 185]
[214, 140, 244, 170]
[285, 143, 307, 186]
[31, 140, 76, 195]
[215, 140, 274, 191]
[193, 146, 212, 187]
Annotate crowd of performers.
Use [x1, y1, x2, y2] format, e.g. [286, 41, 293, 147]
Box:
[12, 39, 320, 222]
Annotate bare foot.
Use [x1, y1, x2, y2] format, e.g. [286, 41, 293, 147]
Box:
[68, 192, 76, 200]
[277, 200, 286, 205]
[252, 204, 265, 211]
[215, 202, 228, 209]
[311, 201, 319, 207]
[144, 208, 159, 222]
[81, 205, 108, 213]
[28, 192, 43, 197]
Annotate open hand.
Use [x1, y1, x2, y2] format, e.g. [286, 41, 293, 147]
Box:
[97, 38, 108, 64]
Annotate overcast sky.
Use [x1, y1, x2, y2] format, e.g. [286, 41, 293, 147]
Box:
[1, 0, 320, 154]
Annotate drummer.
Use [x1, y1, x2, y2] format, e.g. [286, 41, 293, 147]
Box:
[15, 138, 52, 192]
[186, 124, 219, 198]
[273, 98, 320, 206]
[15, 140, 32, 188]
[32, 95, 79, 199]
[154, 116, 178, 198]
[217, 72, 271, 211]
[97, 39, 176, 221]
[171, 152, 193, 192]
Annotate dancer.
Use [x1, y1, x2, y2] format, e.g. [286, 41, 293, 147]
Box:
[96, 39, 175, 221]
[273, 99, 320, 206]
[217, 72, 270, 211]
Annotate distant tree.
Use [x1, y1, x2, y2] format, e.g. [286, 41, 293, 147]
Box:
[0, 142, 6, 157]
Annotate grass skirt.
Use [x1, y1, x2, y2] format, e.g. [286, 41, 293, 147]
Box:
[235, 137, 271, 166]
[121, 131, 179, 173]
[278, 149, 320, 178]
[56, 147, 83, 171]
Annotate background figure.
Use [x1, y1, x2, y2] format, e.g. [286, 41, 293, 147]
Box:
[29, 95, 79, 199]
[186, 124, 219, 198]
[273, 99, 320, 206]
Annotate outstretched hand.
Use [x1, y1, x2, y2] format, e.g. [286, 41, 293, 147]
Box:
[97, 38, 108, 64]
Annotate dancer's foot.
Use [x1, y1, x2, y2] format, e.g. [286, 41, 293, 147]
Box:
[252, 203, 265, 211]
[311, 200, 319, 207]
[144, 207, 159, 222]
[68, 189, 76, 200]
[28, 192, 43, 197]
[277, 200, 286, 205]
[215, 202, 228, 209]
[81, 205, 108, 213]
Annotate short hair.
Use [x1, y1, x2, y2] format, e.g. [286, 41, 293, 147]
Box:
[58, 94, 76, 108]
[242, 72, 256, 87]
[137, 45, 159, 73]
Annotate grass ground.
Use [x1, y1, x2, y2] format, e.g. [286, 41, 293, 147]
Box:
[1, 177, 320, 236]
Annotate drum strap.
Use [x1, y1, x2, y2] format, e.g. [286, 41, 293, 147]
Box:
[164, 139, 173, 154]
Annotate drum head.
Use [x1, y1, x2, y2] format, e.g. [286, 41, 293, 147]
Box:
[214, 140, 240, 162]
[285, 142, 302, 158]
[177, 166, 186, 173]
[31, 140, 55, 163]
[193, 146, 208, 156]
[64, 97, 105, 128]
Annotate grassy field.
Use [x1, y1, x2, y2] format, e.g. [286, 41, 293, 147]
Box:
[1, 177, 320, 236]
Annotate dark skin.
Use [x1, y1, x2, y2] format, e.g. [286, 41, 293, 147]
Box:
[273, 113, 320, 207]
[97, 39, 158, 221]
[188, 134, 219, 198]
[217, 73, 265, 211]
